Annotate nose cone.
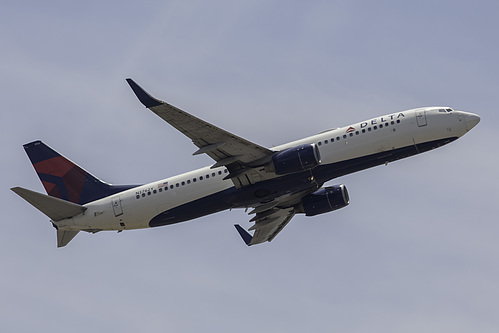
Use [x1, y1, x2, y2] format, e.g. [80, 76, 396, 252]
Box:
[464, 112, 480, 131]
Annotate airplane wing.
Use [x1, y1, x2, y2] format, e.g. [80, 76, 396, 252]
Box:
[126, 79, 274, 183]
[234, 188, 317, 245]
[235, 207, 296, 246]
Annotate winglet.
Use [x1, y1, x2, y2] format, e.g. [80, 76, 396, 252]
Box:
[234, 224, 253, 246]
[126, 78, 163, 108]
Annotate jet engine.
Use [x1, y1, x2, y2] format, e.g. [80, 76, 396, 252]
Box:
[269, 143, 321, 175]
[298, 185, 350, 216]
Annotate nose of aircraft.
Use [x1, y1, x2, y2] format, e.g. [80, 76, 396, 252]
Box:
[464, 112, 480, 131]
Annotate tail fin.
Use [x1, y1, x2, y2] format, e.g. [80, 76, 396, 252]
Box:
[23, 141, 138, 204]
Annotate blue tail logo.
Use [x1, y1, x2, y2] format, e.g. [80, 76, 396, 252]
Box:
[24, 141, 138, 204]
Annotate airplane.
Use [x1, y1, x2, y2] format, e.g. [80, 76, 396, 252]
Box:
[11, 79, 480, 247]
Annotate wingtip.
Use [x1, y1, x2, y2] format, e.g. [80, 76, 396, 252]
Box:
[234, 224, 253, 246]
[126, 78, 163, 108]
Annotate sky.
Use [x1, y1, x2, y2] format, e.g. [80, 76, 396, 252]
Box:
[1, 0, 498, 332]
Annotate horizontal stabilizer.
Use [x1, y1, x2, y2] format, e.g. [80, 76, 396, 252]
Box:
[11, 187, 86, 221]
[57, 230, 79, 248]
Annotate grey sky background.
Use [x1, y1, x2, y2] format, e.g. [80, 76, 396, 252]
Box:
[2, 1, 498, 332]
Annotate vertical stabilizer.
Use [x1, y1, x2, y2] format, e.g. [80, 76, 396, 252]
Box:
[23, 141, 138, 204]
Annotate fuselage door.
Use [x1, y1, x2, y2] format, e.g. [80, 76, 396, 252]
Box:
[416, 110, 428, 127]
[112, 196, 123, 217]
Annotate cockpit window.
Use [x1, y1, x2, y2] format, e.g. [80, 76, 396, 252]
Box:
[438, 108, 453, 113]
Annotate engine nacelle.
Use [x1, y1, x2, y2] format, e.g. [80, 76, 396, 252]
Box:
[270, 143, 321, 176]
[298, 185, 350, 217]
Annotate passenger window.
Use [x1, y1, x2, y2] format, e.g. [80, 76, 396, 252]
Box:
[153, 190, 157, 194]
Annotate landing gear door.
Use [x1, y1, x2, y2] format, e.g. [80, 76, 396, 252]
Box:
[112, 197, 123, 217]
[416, 110, 427, 127]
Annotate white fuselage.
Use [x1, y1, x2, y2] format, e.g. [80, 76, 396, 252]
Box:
[55, 107, 477, 233]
